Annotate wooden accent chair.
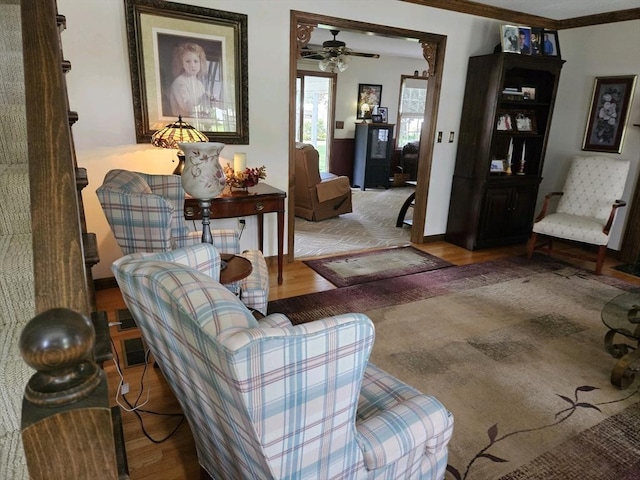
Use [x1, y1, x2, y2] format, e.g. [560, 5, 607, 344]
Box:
[113, 244, 454, 480]
[97, 169, 269, 314]
[294, 143, 353, 221]
[527, 155, 630, 274]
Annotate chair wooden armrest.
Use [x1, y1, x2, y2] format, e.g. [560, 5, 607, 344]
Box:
[603, 200, 627, 234]
[534, 191, 564, 222]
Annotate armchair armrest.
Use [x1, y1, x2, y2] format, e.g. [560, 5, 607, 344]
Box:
[315, 176, 351, 203]
[534, 191, 563, 222]
[257, 313, 292, 328]
[356, 394, 452, 469]
[603, 199, 627, 235]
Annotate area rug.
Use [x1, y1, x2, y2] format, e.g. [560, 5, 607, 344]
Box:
[268, 255, 640, 479]
[302, 246, 453, 287]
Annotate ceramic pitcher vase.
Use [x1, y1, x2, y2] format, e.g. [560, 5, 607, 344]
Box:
[179, 142, 226, 200]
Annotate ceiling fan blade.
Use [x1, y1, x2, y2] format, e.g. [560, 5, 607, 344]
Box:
[349, 52, 380, 58]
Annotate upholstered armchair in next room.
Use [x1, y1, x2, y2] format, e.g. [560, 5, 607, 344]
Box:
[294, 142, 353, 221]
[527, 155, 630, 274]
[96, 169, 269, 314]
[112, 243, 454, 480]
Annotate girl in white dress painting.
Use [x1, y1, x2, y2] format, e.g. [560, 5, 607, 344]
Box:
[169, 42, 210, 117]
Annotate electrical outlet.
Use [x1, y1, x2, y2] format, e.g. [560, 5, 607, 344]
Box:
[121, 383, 129, 395]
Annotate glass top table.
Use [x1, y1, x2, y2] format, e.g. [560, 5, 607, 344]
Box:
[601, 291, 640, 389]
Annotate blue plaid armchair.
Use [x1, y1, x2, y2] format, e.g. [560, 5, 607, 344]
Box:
[112, 244, 454, 479]
[97, 169, 269, 314]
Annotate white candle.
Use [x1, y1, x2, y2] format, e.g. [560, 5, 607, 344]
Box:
[234, 152, 246, 173]
[521, 141, 526, 162]
[507, 138, 513, 162]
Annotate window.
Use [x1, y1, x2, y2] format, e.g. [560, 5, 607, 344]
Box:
[396, 75, 427, 148]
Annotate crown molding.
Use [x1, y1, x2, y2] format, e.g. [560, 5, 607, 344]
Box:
[401, 0, 640, 29]
[558, 9, 640, 29]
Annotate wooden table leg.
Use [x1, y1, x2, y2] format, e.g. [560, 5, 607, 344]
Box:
[277, 208, 284, 285]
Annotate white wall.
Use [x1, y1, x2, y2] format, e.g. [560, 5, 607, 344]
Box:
[57, 0, 638, 279]
[544, 20, 640, 249]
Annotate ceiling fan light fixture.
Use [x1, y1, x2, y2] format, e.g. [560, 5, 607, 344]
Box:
[318, 54, 349, 73]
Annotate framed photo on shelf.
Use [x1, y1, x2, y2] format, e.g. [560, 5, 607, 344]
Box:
[124, 0, 249, 144]
[582, 75, 637, 153]
[490, 159, 506, 173]
[514, 111, 537, 133]
[371, 114, 383, 123]
[500, 25, 520, 54]
[521, 86, 536, 100]
[377, 106, 388, 123]
[518, 26, 532, 55]
[496, 111, 513, 131]
[531, 28, 544, 56]
[542, 30, 561, 58]
[357, 84, 383, 119]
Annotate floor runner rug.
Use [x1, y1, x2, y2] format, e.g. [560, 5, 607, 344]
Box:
[268, 255, 640, 479]
[302, 245, 453, 287]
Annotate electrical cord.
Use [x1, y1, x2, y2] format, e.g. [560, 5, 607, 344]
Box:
[110, 338, 185, 443]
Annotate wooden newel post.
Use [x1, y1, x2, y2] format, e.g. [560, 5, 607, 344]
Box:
[20, 308, 119, 479]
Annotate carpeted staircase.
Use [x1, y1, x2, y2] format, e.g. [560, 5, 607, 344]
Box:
[0, 3, 35, 478]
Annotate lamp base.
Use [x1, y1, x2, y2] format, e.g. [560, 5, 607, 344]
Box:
[198, 199, 227, 270]
[173, 153, 185, 175]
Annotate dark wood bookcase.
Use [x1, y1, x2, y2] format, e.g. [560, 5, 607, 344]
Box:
[445, 53, 564, 250]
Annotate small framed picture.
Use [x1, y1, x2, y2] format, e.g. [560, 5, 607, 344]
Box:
[531, 28, 544, 56]
[377, 106, 388, 123]
[514, 111, 537, 133]
[496, 111, 513, 131]
[521, 86, 536, 100]
[518, 26, 532, 55]
[542, 30, 561, 58]
[500, 25, 520, 54]
[490, 159, 506, 173]
[371, 114, 383, 123]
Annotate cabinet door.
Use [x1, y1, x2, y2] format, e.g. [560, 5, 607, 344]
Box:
[478, 187, 512, 241]
[508, 184, 537, 237]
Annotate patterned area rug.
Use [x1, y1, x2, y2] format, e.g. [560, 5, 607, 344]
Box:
[302, 246, 453, 287]
[294, 186, 414, 258]
[268, 255, 640, 479]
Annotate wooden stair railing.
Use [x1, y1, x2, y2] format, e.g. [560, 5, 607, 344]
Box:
[20, 1, 126, 478]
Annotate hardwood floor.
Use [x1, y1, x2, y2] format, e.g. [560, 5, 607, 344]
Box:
[98, 241, 640, 479]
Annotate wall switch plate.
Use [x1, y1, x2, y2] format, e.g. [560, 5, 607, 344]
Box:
[437, 131, 443, 143]
[335, 121, 344, 129]
[449, 131, 455, 143]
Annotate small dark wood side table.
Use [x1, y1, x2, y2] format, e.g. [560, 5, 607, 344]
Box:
[184, 183, 286, 284]
[219, 254, 252, 284]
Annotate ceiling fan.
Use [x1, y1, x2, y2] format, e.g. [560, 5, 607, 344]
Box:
[300, 29, 380, 72]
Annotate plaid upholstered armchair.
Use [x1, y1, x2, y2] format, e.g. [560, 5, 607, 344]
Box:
[112, 244, 454, 480]
[97, 169, 269, 314]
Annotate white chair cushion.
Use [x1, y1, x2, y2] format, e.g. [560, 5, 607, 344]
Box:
[556, 156, 630, 223]
[533, 212, 609, 245]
